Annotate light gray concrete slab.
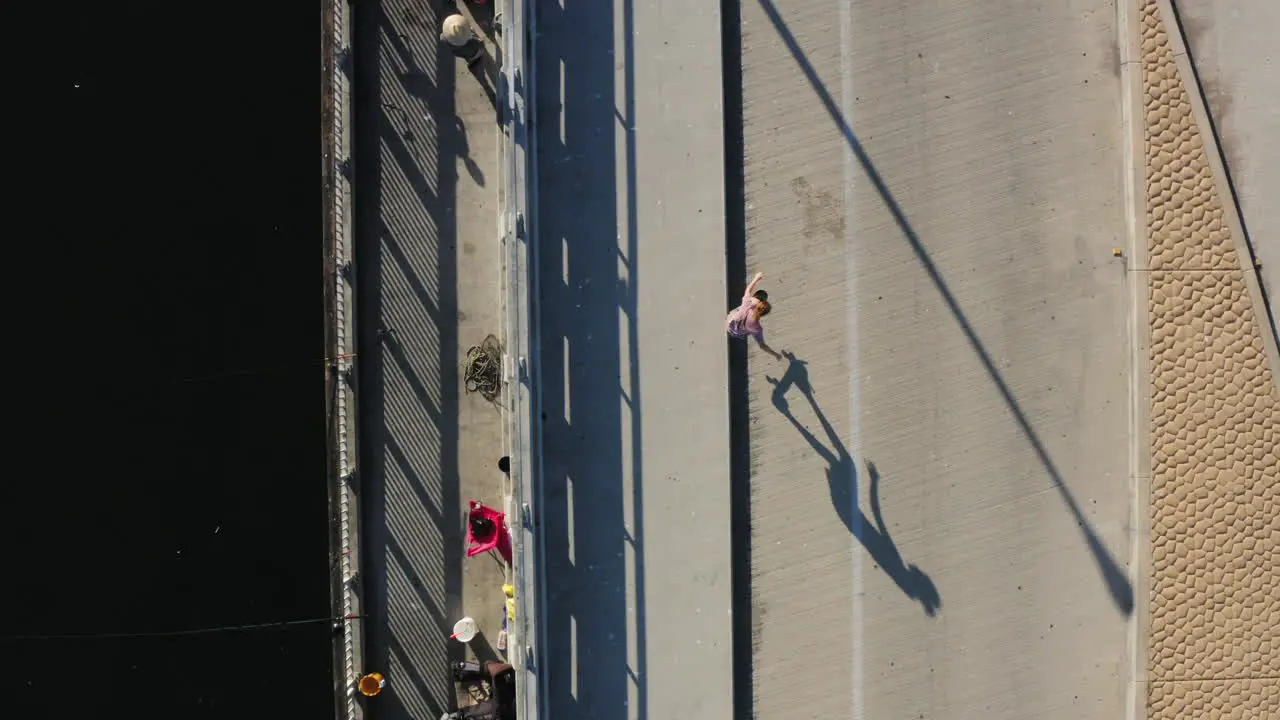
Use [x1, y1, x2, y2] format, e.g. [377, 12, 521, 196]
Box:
[354, 1, 506, 718]
[531, 0, 734, 717]
[1171, 0, 1279, 335]
[738, 0, 1135, 718]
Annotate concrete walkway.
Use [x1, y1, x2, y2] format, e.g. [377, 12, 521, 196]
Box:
[530, 0, 735, 717]
[353, 1, 508, 718]
[736, 1, 1134, 717]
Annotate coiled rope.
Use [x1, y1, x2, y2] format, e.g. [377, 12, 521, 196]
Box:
[464, 335, 503, 402]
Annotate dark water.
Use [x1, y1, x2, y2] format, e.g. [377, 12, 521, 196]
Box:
[4, 5, 333, 718]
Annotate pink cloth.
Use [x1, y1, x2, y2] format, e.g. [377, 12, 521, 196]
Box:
[726, 296, 764, 341]
[466, 501, 512, 565]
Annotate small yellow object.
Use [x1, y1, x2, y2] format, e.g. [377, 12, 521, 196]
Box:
[359, 672, 386, 697]
[503, 584, 517, 622]
[1112, 248, 1123, 257]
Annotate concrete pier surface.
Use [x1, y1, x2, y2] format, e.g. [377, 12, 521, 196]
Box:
[353, 1, 509, 718]
[510, 0, 1278, 718]
[530, 0, 735, 717]
[736, 1, 1136, 718]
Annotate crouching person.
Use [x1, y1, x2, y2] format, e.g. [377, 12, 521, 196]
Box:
[441, 13, 485, 67]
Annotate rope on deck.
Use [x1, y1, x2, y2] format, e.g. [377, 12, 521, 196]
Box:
[464, 334, 504, 402]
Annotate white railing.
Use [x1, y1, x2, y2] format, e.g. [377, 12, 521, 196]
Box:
[499, 0, 544, 716]
[328, 0, 362, 717]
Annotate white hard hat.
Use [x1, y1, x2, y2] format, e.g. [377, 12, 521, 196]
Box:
[441, 14, 472, 46]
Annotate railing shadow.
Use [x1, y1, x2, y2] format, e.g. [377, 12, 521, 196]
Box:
[531, 0, 644, 715]
[755, 0, 1134, 616]
[619, 2, 648, 719]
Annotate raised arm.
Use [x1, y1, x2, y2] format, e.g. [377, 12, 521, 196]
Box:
[755, 336, 783, 361]
[744, 271, 764, 299]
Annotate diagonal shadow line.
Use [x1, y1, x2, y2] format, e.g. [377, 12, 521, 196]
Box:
[382, 579, 444, 673]
[386, 532, 449, 633]
[384, 432, 446, 528]
[377, 3, 421, 73]
[376, 0, 444, 80]
[379, 107, 441, 209]
[384, 516, 451, 624]
[382, 335, 444, 425]
[380, 220, 444, 321]
[755, 0, 1134, 615]
[380, 83, 444, 185]
[386, 625, 449, 718]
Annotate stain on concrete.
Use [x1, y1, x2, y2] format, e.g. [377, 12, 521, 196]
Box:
[790, 176, 846, 241]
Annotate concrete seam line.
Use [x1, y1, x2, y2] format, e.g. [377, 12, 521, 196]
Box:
[838, 1, 864, 718]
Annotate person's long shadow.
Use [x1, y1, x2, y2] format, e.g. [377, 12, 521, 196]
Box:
[767, 352, 941, 616]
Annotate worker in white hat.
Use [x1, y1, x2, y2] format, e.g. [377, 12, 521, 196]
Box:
[441, 13, 485, 66]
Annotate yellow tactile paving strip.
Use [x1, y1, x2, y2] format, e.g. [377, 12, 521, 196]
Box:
[1140, 1, 1280, 718]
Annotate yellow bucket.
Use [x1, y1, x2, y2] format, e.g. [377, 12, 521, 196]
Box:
[504, 584, 516, 622]
[359, 672, 386, 697]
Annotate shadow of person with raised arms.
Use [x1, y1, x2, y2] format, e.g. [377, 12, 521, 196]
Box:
[767, 351, 941, 616]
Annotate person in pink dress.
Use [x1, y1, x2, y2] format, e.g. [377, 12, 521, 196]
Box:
[727, 271, 782, 359]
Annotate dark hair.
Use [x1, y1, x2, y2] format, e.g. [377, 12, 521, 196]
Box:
[753, 289, 769, 302]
